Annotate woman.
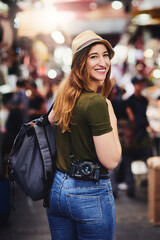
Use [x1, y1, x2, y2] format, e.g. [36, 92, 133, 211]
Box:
[47, 30, 122, 240]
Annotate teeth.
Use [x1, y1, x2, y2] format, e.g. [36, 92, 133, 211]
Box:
[96, 69, 105, 72]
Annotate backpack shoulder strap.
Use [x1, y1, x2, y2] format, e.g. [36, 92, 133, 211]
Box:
[33, 124, 54, 181]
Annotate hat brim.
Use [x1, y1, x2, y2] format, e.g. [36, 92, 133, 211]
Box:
[72, 38, 115, 68]
[75, 38, 114, 59]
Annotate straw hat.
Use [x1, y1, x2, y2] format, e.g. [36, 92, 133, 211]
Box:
[71, 30, 115, 66]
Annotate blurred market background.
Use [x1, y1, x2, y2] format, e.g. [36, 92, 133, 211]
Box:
[0, 0, 160, 239]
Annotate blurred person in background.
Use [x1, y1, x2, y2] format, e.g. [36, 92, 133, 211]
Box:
[144, 77, 160, 156]
[126, 77, 153, 162]
[3, 78, 29, 159]
[108, 85, 135, 198]
[47, 30, 121, 240]
[44, 77, 62, 111]
[27, 80, 47, 121]
[0, 55, 9, 86]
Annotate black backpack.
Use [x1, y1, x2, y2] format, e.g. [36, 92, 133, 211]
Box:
[8, 111, 56, 207]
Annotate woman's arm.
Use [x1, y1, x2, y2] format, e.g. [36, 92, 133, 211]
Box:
[93, 99, 122, 170]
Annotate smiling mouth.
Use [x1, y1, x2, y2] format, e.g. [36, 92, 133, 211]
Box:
[95, 69, 106, 73]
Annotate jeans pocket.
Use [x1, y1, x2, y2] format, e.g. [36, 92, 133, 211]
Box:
[66, 194, 102, 224]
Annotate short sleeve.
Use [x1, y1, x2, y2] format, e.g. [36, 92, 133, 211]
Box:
[86, 95, 112, 136]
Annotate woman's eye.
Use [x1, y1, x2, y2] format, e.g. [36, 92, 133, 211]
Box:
[104, 53, 109, 58]
[90, 55, 97, 59]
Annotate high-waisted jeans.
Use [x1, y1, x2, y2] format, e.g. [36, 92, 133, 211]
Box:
[46, 169, 116, 240]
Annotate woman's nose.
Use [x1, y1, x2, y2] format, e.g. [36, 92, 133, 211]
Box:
[98, 57, 106, 66]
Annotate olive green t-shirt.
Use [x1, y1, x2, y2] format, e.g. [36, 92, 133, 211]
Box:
[55, 90, 112, 174]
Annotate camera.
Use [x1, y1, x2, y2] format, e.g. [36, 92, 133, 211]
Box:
[69, 160, 101, 181]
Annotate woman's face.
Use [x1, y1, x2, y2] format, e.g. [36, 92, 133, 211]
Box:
[86, 43, 111, 91]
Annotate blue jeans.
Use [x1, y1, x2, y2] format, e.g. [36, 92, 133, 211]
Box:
[46, 169, 116, 240]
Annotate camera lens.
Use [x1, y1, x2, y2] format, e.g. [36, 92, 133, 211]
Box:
[81, 163, 93, 176]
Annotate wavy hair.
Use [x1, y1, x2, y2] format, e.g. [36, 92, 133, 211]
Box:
[53, 43, 112, 132]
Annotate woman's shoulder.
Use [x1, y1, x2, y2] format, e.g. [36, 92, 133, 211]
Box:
[77, 91, 107, 115]
[80, 91, 105, 104]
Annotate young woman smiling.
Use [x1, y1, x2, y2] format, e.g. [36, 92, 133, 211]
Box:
[47, 30, 122, 240]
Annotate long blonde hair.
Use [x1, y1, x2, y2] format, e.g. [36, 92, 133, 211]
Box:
[53, 43, 112, 132]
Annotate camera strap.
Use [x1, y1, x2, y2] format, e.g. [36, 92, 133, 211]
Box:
[68, 132, 75, 162]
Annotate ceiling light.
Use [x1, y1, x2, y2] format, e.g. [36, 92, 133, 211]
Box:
[0, 1, 9, 12]
[132, 14, 151, 25]
[51, 31, 65, 44]
[144, 49, 154, 58]
[111, 1, 123, 10]
[48, 69, 57, 79]
[153, 69, 160, 79]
